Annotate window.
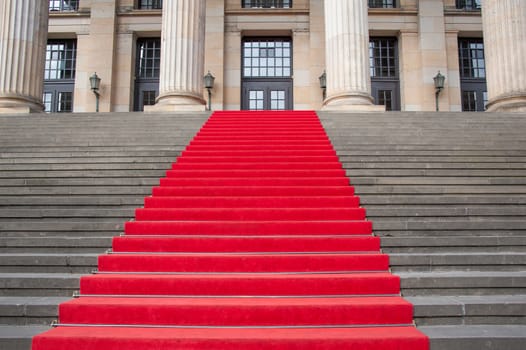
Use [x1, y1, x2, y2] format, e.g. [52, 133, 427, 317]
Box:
[49, 0, 79, 11]
[137, 0, 162, 10]
[459, 39, 485, 79]
[242, 0, 291, 9]
[369, 38, 397, 78]
[43, 40, 77, 113]
[456, 0, 481, 10]
[137, 38, 161, 79]
[243, 39, 292, 78]
[368, 0, 396, 8]
[134, 38, 161, 111]
[458, 38, 487, 111]
[45, 41, 77, 80]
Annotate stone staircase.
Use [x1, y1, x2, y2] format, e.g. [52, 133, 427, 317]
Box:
[0, 111, 525, 350]
[0, 112, 209, 349]
[319, 112, 526, 350]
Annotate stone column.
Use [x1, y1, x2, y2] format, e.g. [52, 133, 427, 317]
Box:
[0, 1, 48, 113]
[322, 0, 382, 111]
[482, 0, 526, 112]
[147, 0, 206, 112]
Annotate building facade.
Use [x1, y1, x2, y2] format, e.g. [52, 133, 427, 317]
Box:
[0, 0, 525, 114]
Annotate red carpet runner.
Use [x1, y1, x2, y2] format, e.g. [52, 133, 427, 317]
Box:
[32, 111, 429, 349]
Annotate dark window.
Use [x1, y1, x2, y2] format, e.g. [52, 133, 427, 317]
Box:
[368, 0, 396, 8]
[369, 38, 397, 78]
[134, 38, 161, 111]
[459, 39, 485, 79]
[242, 0, 291, 8]
[243, 39, 292, 78]
[49, 0, 79, 11]
[137, 0, 162, 9]
[458, 38, 487, 111]
[137, 38, 161, 79]
[45, 40, 77, 80]
[43, 39, 77, 113]
[456, 0, 481, 10]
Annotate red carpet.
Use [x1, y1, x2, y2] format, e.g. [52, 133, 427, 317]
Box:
[32, 111, 429, 349]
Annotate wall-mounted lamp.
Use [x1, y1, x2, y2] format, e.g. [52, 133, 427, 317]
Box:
[319, 71, 327, 100]
[433, 71, 445, 112]
[89, 72, 101, 113]
[203, 71, 215, 111]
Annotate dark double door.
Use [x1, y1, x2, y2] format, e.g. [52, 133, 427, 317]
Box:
[242, 80, 293, 110]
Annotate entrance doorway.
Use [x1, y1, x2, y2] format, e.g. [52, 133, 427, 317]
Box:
[241, 38, 293, 110]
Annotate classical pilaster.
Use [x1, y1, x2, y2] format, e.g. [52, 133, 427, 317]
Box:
[482, 0, 526, 112]
[0, 1, 48, 113]
[147, 0, 206, 112]
[322, 0, 382, 111]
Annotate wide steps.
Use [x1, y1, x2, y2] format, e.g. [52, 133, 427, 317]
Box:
[58, 296, 413, 326]
[79, 272, 400, 296]
[97, 253, 389, 273]
[32, 326, 428, 350]
[124, 220, 373, 235]
[134, 208, 366, 221]
[111, 235, 381, 253]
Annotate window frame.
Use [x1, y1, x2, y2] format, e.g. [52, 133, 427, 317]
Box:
[241, 0, 292, 9]
[368, 0, 396, 9]
[136, 0, 163, 10]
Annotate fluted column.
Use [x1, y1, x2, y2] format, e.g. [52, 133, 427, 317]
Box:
[0, 1, 48, 113]
[322, 0, 381, 111]
[482, 0, 526, 112]
[147, 0, 206, 112]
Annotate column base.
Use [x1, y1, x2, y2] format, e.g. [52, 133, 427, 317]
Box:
[322, 92, 385, 112]
[0, 96, 44, 114]
[144, 93, 206, 113]
[486, 93, 526, 113]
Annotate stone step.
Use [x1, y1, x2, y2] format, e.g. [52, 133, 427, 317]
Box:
[0, 170, 166, 178]
[0, 178, 159, 186]
[390, 252, 526, 272]
[0, 297, 68, 325]
[0, 325, 51, 350]
[0, 157, 175, 164]
[0, 208, 134, 219]
[399, 271, 526, 296]
[0, 237, 112, 253]
[0, 221, 124, 233]
[0, 163, 171, 171]
[381, 235, 526, 253]
[336, 150, 526, 156]
[360, 195, 526, 205]
[339, 156, 526, 163]
[0, 196, 144, 206]
[372, 218, 526, 231]
[356, 185, 526, 194]
[421, 325, 526, 350]
[0, 186, 154, 196]
[0, 148, 183, 156]
[408, 295, 526, 326]
[347, 169, 526, 177]
[0, 273, 82, 297]
[367, 206, 526, 217]
[352, 177, 526, 185]
[0, 254, 97, 273]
